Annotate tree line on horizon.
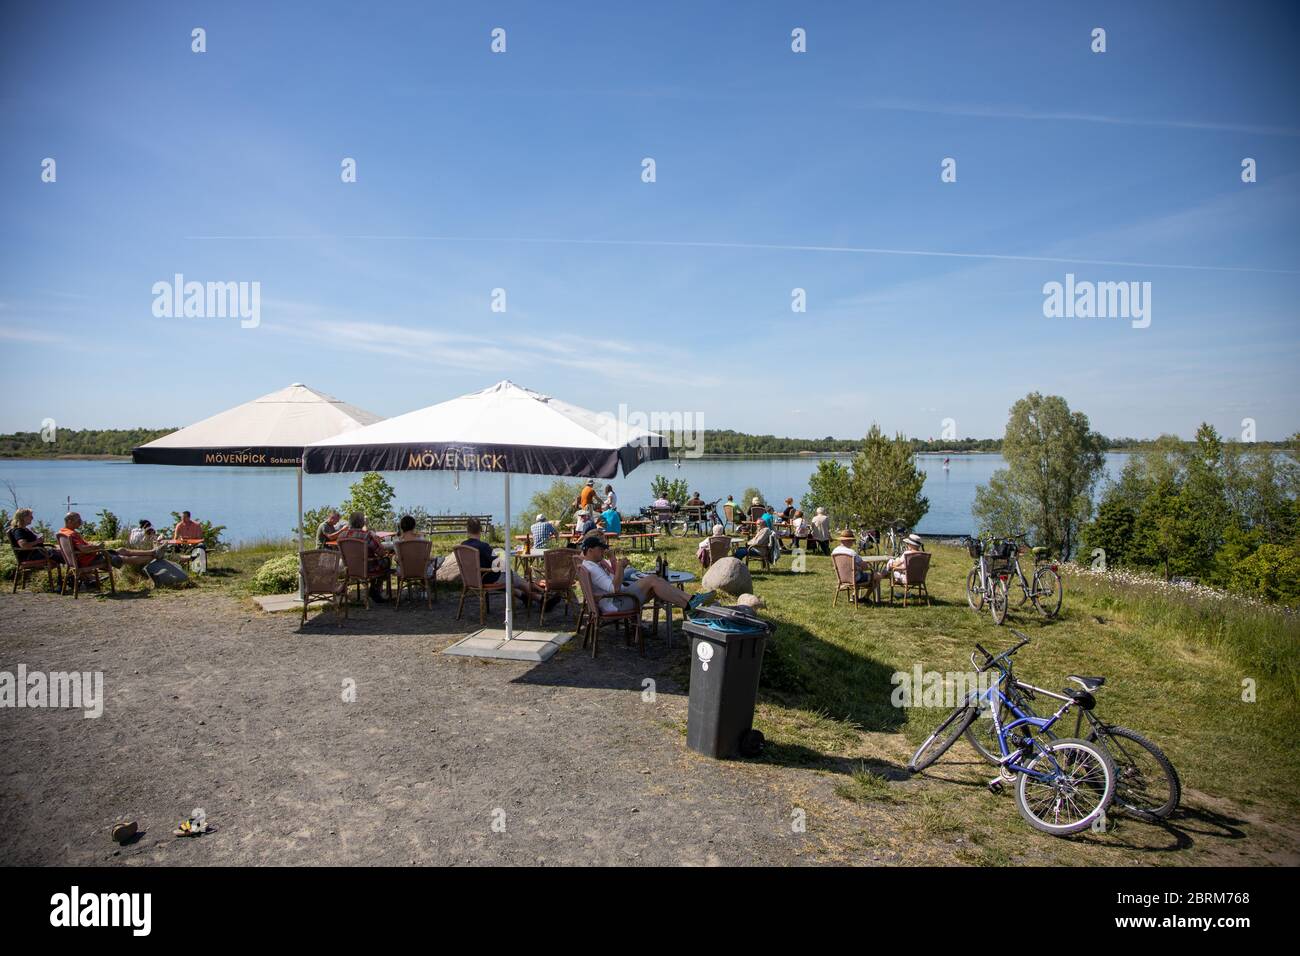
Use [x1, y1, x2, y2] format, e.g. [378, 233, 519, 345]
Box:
[0, 425, 1294, 459]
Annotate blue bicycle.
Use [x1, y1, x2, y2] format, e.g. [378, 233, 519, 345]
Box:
[908, 633, 1116, 835]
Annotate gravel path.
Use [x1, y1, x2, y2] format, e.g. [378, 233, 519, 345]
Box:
[0, 590, 814, 866]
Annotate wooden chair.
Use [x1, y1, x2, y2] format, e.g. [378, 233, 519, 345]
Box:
[299, 549, 347, 625]
[576, 562, 643, 657]
[742, 534, 772, 572]
[889, 551, 932, 607]
[56, 533, 114, 598]
[534, 548, 577, 624]
[338, 536, 390, 609]
[832, 552, 875, 607]
[722, 503, 737, 532]
[394, 538, 437, 609]
[454, 543, 506, 625]
[707, 535, 731, 566]
[9, 540, 61, 593]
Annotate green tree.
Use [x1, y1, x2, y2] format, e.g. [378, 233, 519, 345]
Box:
[844, 425, 929, 533]
[800, 460, 852, 528]
[340, 472, 397, 529]
[1079, 498, 1136, 568]
[650, 475, 689, 506]
[515, 479, 585, 536]
[974, 393, 1104, 560]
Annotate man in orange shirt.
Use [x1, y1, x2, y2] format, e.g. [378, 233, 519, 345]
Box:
[59, 512, 122, 569]
[174, 511, 204, 541]
[577, 479, 597, 511]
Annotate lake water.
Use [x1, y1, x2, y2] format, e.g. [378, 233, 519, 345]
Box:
[0, 454, 1132, 545]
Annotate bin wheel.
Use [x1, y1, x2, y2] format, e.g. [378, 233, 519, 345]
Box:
[740, 729, 765, 757]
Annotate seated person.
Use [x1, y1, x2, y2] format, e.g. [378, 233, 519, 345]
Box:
[602, 484, 618, 511]
[573, 509, 596, 537]
[789, 510, 810, 550]
[600, 505, 622, 535]
[336, 511, 392, 602]
[316, 510, 342, 548]
[652, 494, 673, 511]
[461, 516, 539, 603]
[696, 523, 730, 568]
[781, 497, 797, 522]
[685, 491, 705, 508]
[760, 506, 777, 531]
[173, 511, 204, 542]
[115, 518, 165, 568]
[809, 507, 832, 555]
[127, 518, 157, 549]
[580, 537, 712, 616]
[885, 534, 926, 582]
[748, 497, 765, 522]
[832, 531, 881, 589]
[734, 521, 775, 560]
[58, 512, 123, 568]
[7, 508, 59, 565]
[530, 513, 557, 548]
[392, 514, 439, 579]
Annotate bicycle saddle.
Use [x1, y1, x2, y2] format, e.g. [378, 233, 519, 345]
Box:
[1067, 675, 1105, 691]
[1062, 687, 1097, 710]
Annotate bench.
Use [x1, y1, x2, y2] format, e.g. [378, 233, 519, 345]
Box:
[423, 514, 494, 537]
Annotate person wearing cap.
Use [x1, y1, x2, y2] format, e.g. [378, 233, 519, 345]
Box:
[885, 534, 925, 581]
[579, 536, 712, 616]
[578, 479, 598, 512]
[530, 513, 557, 549]
[810, 507, 831, 555]
[832, 530, 881, 589]
[573, 509, 596, 537]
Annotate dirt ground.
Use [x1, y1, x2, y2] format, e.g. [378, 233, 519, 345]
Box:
[1, 588, 1294, 867]
[0, 589, 834, 866]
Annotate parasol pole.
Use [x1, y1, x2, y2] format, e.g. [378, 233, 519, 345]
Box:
[503, 470, 514, 639]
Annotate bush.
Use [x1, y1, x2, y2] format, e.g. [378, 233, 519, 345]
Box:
[340, 472, 396, 529]
[251, 553, 301, 594]
[651, 476, 689, 506]
[514, 479, 584, 536]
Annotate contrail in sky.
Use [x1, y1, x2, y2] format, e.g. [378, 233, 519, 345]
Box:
[185, 233, 1300, 275]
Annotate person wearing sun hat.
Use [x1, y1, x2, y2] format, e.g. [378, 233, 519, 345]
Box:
[832, 529, 881, 588]
[885, 534, 925, 581]
[579, 536, 713, 616]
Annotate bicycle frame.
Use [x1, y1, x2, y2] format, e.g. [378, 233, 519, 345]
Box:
[975, 662, 1078, 783]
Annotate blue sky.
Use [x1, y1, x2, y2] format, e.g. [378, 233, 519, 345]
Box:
[2, 0, 1297, 441]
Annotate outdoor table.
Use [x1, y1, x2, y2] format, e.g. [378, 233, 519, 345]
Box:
[511, 548, 547, 580]
[624, 568, 696, 646]
[858, 554, 890, 602]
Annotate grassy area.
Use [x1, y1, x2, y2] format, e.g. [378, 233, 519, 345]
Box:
[12, 529, 1297, 864]
[645, 533, 1299, 864]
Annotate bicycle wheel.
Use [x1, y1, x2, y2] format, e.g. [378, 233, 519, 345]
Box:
[990, 576, 1009, 625]
[966, 568, 985, 611]
[965, 700, 1013, 763]
[1014, 738, 1115, 835]
[1089, 726, 1180, 821]
[908, 702, 979, 772]
[1031, 566, 1063, 618]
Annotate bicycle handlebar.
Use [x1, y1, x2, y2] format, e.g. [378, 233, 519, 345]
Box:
[972, 633, 1032, 673]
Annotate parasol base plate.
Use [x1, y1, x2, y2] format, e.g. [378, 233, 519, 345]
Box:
[442, 629, 573, 662]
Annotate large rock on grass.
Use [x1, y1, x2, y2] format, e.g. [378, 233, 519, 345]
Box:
[701, 557, 752, 596]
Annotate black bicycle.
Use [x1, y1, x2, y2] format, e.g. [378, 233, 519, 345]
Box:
[1003, 532, 1064, 618]
[965, 642, 1181, 822]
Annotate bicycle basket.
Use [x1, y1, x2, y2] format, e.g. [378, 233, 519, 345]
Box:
[988, 540, 1014, 561]
[966, 538, 983, 559]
